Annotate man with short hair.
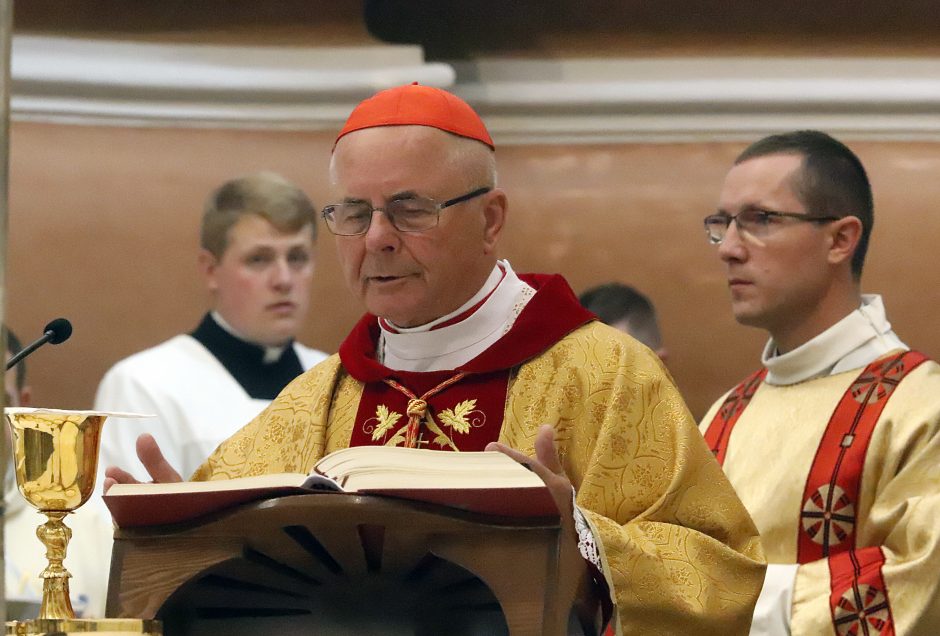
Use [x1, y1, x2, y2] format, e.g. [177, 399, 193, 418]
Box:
[5, 327, 111, 618]
[95, 173, 328, 482]
[700, 130, 940, 635]
[108, 85, 764, 633]
[579, 282, 668, 361]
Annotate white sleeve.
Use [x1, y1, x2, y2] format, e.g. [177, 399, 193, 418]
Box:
[94, 365, 181, 484]
[749, 563, 798, 636]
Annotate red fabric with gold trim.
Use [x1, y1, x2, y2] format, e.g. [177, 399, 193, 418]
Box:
[350, 369, 510, 450]
[829, 547, 895, 636]
[338, 273, 595, 450]
[798, 350, 929, 563]
[703, 368, 767, 466]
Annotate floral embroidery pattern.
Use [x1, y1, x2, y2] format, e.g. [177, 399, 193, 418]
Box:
[362, 398, 487, 450]
[362, 404, 403, 443]
[438, 399, 478, 434]
[423, 416, 460, 451]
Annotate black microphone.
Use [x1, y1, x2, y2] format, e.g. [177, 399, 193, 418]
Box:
[5, 318, 73, 370]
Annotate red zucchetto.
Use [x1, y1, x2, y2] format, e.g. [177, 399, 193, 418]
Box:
[334, 82, 494, 150]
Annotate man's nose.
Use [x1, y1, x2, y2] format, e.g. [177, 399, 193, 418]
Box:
[717, 221, 747, 262]
[363, 209, 401, 252]
[271, 258, 293, 289]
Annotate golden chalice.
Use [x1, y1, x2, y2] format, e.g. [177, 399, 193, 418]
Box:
[5, 408, 161, 635]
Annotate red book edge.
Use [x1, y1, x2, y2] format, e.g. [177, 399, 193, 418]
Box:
[105, 483, 558, 529]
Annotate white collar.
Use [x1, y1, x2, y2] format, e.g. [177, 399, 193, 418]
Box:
[210, 311, 286, 364]
[379, 260, 534, 372]
[382, 261, 506, 334]
[762, 294, 907, 385]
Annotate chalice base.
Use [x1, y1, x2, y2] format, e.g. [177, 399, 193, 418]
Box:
[5, 618, 162, 635]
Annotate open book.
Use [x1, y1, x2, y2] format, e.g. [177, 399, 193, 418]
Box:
[103, 446, 557, 528]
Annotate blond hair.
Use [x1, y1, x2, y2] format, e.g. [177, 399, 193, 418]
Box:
[201, 172, 317, 257]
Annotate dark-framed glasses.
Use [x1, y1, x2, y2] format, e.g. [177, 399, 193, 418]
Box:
[703, 208, 840, 244]
[321, 187, 492, 236]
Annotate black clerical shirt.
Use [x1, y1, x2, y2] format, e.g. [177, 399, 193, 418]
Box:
[190, 313, 304, 400]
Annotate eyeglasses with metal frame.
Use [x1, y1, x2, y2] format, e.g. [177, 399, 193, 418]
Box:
[321, 187, 492, 236]
[703, 208, 841, 245]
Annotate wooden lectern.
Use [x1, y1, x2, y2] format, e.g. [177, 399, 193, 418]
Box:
[107, 494, 600, 635]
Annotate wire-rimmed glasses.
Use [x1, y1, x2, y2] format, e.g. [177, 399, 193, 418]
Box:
[322, 187, 492, 236]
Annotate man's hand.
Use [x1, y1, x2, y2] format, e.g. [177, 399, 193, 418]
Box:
[485, 424, 575, 521]
[102, 433, 183, 493]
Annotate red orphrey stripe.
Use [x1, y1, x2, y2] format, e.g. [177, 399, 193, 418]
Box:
[797, 351, 927, 563]
[703, 368, 767, 465]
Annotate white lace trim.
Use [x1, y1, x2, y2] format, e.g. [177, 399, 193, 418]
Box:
[507, 283, 536, 335]
[573, 490, 601, 569]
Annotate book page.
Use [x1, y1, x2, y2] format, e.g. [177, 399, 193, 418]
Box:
[315, 447, 540, 484]
[340, 467, 544, 491]
[105, 472, 310, 497]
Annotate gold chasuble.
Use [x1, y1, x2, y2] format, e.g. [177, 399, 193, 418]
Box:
[194, 274, 765, 634]
[702, 351, 940, 635]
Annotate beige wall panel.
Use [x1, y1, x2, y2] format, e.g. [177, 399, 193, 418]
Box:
[7, 122, 939, 423]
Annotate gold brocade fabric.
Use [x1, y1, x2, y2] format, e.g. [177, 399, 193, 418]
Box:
[194, 322, 766, 634]
[701, 360, 940, 635]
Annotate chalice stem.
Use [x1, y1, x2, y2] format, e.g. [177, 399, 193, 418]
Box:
[37, 510, 76, 619]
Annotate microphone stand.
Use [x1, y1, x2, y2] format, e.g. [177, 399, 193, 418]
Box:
[5, 333, 51, 370]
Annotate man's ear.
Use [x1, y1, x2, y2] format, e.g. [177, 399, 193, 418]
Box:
[827, 215, 863, 268]
[19, 385, 32, 407]
[198, 249, 220, 293]
[481, 188, 508, 255]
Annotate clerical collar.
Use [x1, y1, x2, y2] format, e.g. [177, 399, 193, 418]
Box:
[379, 260, 535, 371]
[191, 313, 304, 399]
[380, 262, 506, 334]
[761, 294, 907, 386]
[211, 311, 286, 363]
[339, 272, 595, 381]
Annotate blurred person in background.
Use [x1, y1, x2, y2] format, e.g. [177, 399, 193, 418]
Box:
[578, 282, 668, 362]
[95, 173, 328, 482]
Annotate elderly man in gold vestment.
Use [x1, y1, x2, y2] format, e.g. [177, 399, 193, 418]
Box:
[107, 84, 765, 634]
[701, 130, 940, 635]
